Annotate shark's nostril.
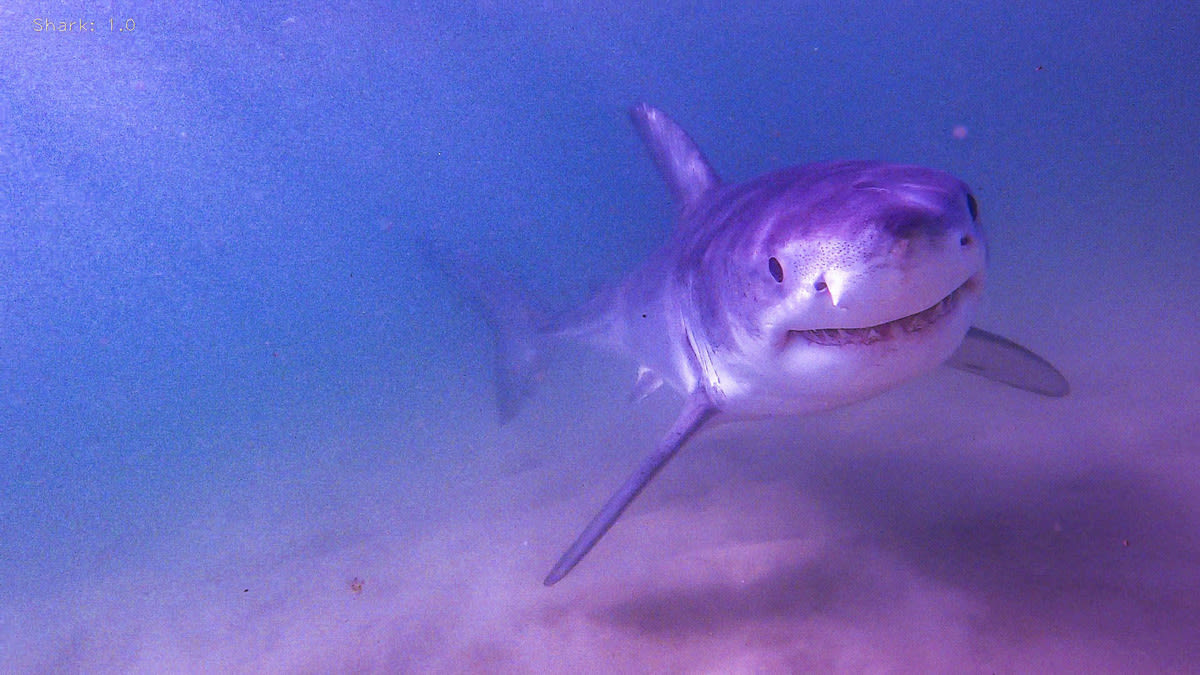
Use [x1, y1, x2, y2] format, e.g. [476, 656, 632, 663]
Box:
[960, 234, 973, 246]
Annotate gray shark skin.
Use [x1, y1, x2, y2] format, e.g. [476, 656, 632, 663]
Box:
[430, 104, 1069, 587]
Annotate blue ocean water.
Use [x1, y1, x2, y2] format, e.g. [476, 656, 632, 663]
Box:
[1, 2, 1197, 671]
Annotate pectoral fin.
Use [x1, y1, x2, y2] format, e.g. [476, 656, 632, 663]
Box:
[543, 389, 718, 586]
[629, 366, 664, 403]
[946, 327, 1070, 397]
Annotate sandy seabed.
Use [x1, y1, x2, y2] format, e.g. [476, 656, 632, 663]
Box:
[5, 337, 1197, 673]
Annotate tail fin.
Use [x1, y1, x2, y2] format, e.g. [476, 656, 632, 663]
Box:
[413, 239, 548, 423]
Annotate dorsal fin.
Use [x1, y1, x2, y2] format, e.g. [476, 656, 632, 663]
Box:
[630, 104, 721, 211]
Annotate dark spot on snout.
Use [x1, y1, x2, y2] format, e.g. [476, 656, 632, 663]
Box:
[967, 193, 979, 221]
[882, 211, 936, 239]
[768, 257, 784, 283]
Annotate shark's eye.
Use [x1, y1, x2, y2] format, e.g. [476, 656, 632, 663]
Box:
[768, 257, 784, 283]
[966, 193, 979, 221]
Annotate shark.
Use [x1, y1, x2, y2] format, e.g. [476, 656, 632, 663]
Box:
[430, 104, 1069, 587]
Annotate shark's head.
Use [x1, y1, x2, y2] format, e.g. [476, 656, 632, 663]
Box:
[685, 161, 987, 414]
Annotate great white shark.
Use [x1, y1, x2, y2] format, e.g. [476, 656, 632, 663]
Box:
[428, 104, 1068, 586]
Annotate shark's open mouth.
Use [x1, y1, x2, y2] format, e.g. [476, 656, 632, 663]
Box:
[792, 279, 973, 347]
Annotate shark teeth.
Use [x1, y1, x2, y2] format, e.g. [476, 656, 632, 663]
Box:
[792, 282, 965, 347]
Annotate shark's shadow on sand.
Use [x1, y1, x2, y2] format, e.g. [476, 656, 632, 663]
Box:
[585, 444, 1200, 667]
